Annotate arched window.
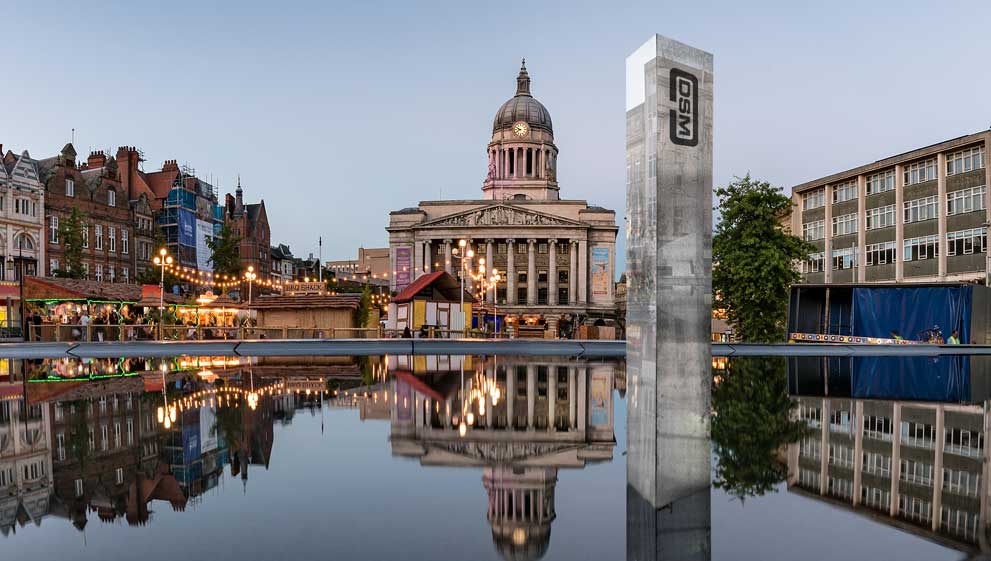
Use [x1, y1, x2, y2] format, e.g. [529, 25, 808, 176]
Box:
[513, 194, 527, 201]
[16, 234, 34, 250]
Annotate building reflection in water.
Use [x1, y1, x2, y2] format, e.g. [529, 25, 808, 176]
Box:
[789, 394, 990, 554]
[343, 354, 622, 561]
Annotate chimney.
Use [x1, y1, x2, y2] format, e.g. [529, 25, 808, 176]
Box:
[162, 159, 179, 172]
[87, 150, 107, 169]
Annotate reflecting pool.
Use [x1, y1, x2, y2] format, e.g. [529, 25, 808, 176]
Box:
[0, 354, 984, 560]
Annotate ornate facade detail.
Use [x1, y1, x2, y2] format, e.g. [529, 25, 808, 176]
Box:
[420, 205, 580, 229]
[432, 441, 581, 462]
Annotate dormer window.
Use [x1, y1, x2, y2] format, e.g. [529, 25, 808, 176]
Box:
[66, 179, 74, 197]
[108, 188, 116, 207]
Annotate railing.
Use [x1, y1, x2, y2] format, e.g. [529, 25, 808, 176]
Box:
[0, 320, 21, 339]
[382, 328, 514, 339]
[26, 323, 386, 342]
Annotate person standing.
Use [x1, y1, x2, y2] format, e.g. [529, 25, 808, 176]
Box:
[948, 330, 961, 345]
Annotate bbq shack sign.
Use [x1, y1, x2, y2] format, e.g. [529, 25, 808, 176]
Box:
[282, 282, 325, 295]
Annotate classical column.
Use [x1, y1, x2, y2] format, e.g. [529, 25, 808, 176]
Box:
[548, 239, 558, 305]
[547, 367, 556, 431]
[527, 239, 537, 305]
[569, 241, 578, 304]
[526, 365, 535, 430]
[506, 366, 515, 430]
[486, 239, 495, 303]
[444, 239, 452, 275]
[506, 239, 516, 305]
[577, 239, 588, 304]
[423, 240, 432, 274]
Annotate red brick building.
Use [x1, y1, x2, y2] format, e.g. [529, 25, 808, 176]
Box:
[224, 182, 270, 279]
[38, 144, 137, 283]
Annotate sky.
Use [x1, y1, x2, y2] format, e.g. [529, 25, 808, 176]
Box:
[3, 1, 991, 274]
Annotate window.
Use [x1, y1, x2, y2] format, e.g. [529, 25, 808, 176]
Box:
[904, 235, 939, 262]
[95, 225, 103, 250]
[538, 243, 548, 254]
[88, 426, 95, 451]
[799, 403, 821, 427]
[108, 266, 115, 283]
[904, 158, 937, 186]
[108, 188, 116, 207]
[865, 205, 895, 230]
[832, 247, 856, 270]
[95, 264, 103, 282]
[50, 259, 59, 274]
[943, 468, 980, 497]
[829, 409, 851, 433]
[537, 270, 548, 282]
[866, 170, 895, 194]
[901, 421, 936, 449]
[56, 433, 66, 461]
[497, 243, 507, 254]
[557, 287, 568, 303]
[800, 437, 820, 460]
[516, 243, 526, 254]
[904, 195, 938, 223]
[557, 243, 569, 255]
[947, 228, 987, 256]
[899, 459, 934, 486]
[126, 418, 134, 445]
[109, 227, 116, 252]
[863, 415, 893, 441]
[861, 486, 891, 511]
[866, 241, 896, 266]
[827, 477, 853, 500]
[942, 508, 979, 541]
[802, 188, 825, 210]
[798, 468, 820, 490]
[946, 185, 986, 215]
[114, 422, 121, 448]
[100, 424, 108, 451]
[946, 145, 984, 175]
[803, 252, 825, 274]
[115, 467, 124, 485]
[899, 496, 931, 526]
[83, 263, 89, 279]
[123, 267, 129, 283]
[49, 216, 59, 243]
[82, 224, 89, 248]
[122, 229, 129, 254]
[832, 213, 857, 236]
[862, 451, 891, 476]
[66, 178, 74, 197]
[558, 270, 568, 283]
[74, 479, 83, 497]
[802, 220, 824, 241]
[945, 427, 984, 457]
[828, 444, 854, 468]
[517, 271, 527, 283]
[832, 180, 858, 203]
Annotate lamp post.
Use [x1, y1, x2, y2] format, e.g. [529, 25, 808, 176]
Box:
[152, 248, 173, 340]
[245, 266, 257, 325]
[451, 240, 473, 335]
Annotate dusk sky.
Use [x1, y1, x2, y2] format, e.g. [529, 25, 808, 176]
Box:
[4, 1, 990, 273]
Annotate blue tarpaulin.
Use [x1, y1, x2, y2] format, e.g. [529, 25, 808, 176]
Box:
[851, 357, 970, 402]
[852, 286, 971, 342]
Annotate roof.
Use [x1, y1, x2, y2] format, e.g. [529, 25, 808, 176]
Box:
[251, 293, 361, 310]
[393, 271, 476, 304]
[271, 244, 292, 260]
[23, 277, 184, 304]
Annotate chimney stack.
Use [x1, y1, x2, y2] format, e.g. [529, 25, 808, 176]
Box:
[87, 150, 107, 169]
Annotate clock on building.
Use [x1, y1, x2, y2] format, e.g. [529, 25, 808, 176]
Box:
[513, 121, 530, 137]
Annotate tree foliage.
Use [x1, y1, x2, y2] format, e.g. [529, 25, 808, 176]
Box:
[711, 357, 811, 500]
[713, 175, 814, 342]
[54, 208, 86, 279]
[206, 223, 243, 279]
[354, 285, 373, 328]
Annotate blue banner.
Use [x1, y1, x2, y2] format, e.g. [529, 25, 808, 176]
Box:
[178, 209, 196, 247]
[852, 286, 971, 343]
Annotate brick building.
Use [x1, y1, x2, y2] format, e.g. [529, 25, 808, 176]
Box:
[791, 130, 989, 284]
[224, 182, 270, 279]
[38, 145, 135, 283]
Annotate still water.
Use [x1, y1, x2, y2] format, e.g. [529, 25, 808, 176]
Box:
[0, 354, 983, 560]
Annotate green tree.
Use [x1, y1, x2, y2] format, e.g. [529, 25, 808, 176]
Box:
[353, 285, 372, 327]
[713, 175, 814, 342]
[711, 357, 811, 500]
[54, 208, 86, 279]
[206, 223, 242, 278]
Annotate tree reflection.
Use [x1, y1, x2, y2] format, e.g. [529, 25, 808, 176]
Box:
[711, 357, 810, 500]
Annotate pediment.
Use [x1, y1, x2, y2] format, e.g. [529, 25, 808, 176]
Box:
[419, 204, 582, 228]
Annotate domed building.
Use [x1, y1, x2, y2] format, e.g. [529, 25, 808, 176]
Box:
[387, 61, 618, 336]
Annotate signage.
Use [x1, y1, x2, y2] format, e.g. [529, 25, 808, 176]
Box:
[590, 247, 610, 297]
[178, 210, 196, 247]
[669, 67, 698, 147]
[196, 219, 214, 272]
[199, 405, 218, 454]
[589, 372, 610, 427]
[394, 247, 412, 291]
[789, 332, 923, 345]
[283, 282, 325, 294]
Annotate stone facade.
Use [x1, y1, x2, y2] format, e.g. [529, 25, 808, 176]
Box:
[387, 62, 618, 335]
[0, 147, 45, 280]
[791, 131, 991, 284]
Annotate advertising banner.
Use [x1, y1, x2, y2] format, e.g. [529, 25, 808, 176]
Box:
[178, 209, 196, 247]
[182, 423, 201, 462]
[196, 219, 214, 272]
[199, 405, 218, 454]
[589, 372, 610, 426]
[590, 247, 610, 297]
[394, 247, 412, 291]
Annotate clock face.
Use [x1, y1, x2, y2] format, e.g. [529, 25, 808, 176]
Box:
[513, 121, 530, 137]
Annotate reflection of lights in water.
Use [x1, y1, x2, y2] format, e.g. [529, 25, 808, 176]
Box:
[459, 422, 467, 437]
[512, 528, 527, 545]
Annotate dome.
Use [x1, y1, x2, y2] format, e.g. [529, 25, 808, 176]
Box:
[492, 60, 553, 135]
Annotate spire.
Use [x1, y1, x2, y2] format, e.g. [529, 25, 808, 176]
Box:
[516, 58, 530, 96]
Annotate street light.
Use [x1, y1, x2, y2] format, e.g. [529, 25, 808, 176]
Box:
[152, 248, 173, 339]
[451, 240, 474, 335]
